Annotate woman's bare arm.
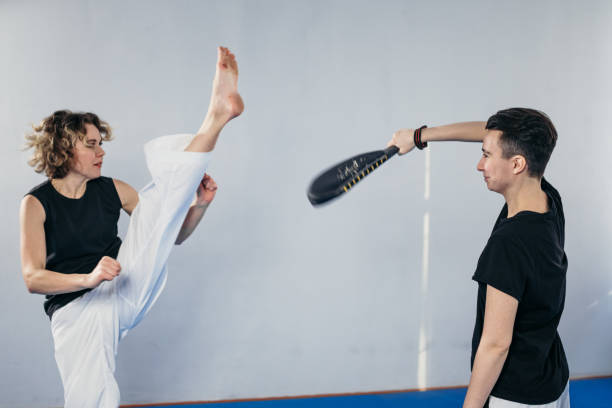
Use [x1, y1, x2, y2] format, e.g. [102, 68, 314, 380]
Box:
[20, 195, 120, 294]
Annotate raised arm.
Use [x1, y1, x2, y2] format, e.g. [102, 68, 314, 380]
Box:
[387, 121, 487, 154]
[20, 195, 121, 294]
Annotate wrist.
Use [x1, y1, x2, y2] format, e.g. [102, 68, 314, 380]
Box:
[194, 201, 211, 209]
[80, 273, 91, 289]
[414, 125, 428, 149]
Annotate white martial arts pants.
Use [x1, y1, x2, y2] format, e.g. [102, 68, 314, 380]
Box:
[489, 381, 570, 408]
[51, 134, 211, 408]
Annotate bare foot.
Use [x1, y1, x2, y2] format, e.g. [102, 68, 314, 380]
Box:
[188, 47, 244, 152]
[207, 46, 244, 123]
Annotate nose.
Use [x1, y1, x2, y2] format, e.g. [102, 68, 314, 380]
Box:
[96, 145, 105, 157]
[476, 157, 484, 172]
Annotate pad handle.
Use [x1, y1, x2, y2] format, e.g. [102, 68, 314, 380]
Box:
[384, 145, 399, 158]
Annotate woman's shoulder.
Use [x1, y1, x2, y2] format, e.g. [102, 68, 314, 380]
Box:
[110, 178, 138, 213]
[88, 176, 123, 208]
[21, 191, 47, 222]
[24, 180, 53, 210]
[89, 176, 115, 187]
[89, 176, 123, 196]
[26, 179, 52, 196]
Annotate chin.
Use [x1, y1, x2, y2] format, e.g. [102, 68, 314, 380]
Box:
[485, 181, 499, 193]
[487, 184, 506, 195]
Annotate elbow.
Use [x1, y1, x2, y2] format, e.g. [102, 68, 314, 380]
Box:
[491, 342, 511, 355]
[480, 337, 512, 355]
[483, 342, 510, 355]
[23, 269, 41, 294]
[24, 278, 38, 294]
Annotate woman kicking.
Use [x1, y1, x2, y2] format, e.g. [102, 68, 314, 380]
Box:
[20, 46, 243, 407]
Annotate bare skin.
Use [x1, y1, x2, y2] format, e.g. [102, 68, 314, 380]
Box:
[477, 131, 548, 217]
[175, 174, 218, 245]
[387, 121, 488, 155]
[186, 46, 244, 153]
[20, 46, 242, 295]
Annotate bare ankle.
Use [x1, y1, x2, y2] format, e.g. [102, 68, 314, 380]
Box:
[198, 115, 226, 136]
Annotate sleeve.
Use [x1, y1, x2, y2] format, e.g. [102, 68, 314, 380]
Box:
[472, 235, 531, 302]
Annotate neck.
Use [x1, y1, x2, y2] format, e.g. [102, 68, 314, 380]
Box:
[51, 173, 89, 199]
[503, 176, 548, 218]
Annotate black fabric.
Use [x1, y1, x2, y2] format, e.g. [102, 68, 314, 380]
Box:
[471, 178, 569, 404]
[27, 177, 122, 319]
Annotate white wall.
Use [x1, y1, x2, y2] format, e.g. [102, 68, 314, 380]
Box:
[1, 0, 611, 406]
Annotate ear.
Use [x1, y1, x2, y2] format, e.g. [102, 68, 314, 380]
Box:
[512, 155, 527, 175]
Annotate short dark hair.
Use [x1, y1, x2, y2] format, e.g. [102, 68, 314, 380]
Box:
[486, 108, 557, 178]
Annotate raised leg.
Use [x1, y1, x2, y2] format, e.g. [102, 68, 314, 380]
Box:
[115, 46, 243, 334]
[186, 46, 244, 153]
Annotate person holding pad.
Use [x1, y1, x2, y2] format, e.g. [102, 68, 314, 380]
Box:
[388, 109, 570, 408]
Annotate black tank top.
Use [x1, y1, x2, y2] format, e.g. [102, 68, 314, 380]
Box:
[27, 176, 123, 319]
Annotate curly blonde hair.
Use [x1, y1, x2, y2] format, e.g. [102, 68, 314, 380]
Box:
[25, 110, 113, 178]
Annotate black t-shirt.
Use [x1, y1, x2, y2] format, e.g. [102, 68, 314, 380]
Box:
[27, 177, 122, 319]
[471, 178, 569, 405]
